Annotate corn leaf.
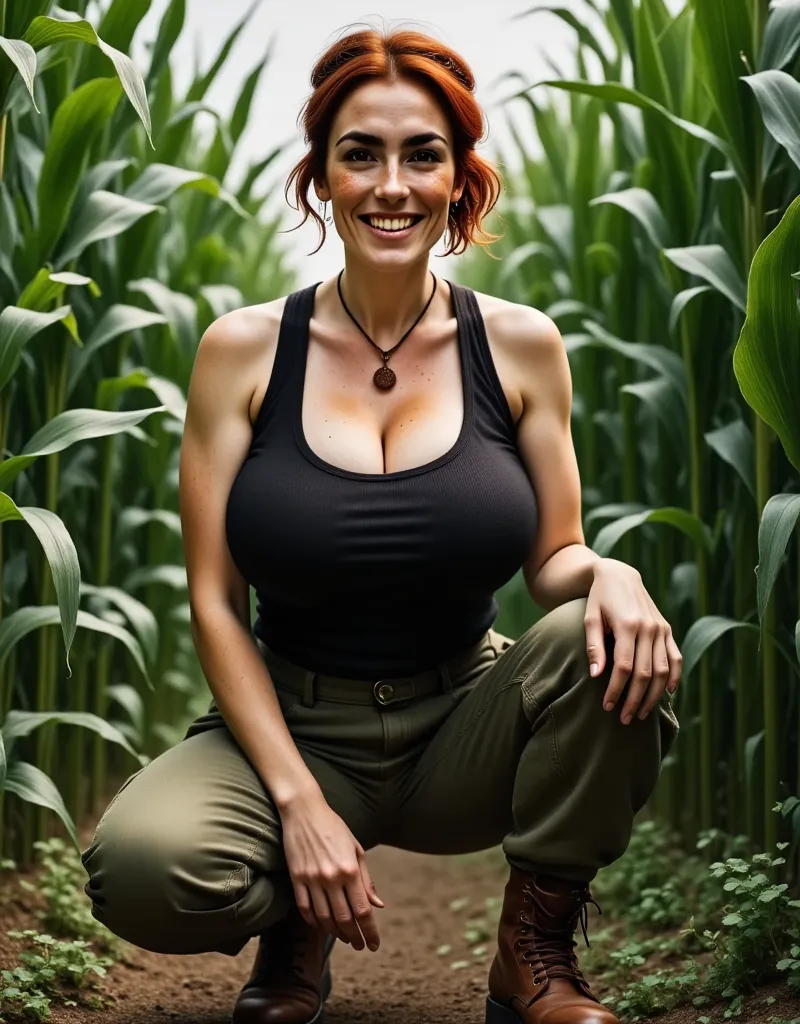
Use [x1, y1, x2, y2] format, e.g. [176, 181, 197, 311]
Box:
[733, 195, 800, 471]
[0, 36, 39, 112]
[663, 244, 747, 312]
[743, 69, 800, 172]
[2, 761, 78, 851]
[592, 506, 715, 557]
[0, 305, 72, 391]
[0, 496, 80, 672]
[755, 493, 800, 627]
[760, 0, 800, 70]
[680, 616, 759, 680]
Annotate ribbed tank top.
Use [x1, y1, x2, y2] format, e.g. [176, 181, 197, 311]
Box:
[225, 279, 539, 681]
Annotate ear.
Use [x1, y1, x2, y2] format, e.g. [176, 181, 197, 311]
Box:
[314, 179, 331, 203]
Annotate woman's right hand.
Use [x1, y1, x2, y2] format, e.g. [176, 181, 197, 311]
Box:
[279, 790, 385, 951]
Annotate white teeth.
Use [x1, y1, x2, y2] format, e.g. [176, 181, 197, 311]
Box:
[367, 217, 416, 232]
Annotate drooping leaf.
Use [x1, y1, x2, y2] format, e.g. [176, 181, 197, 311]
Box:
[761, 0, 800, 70]
[2, 710, 144, 765]
[0, 305, 72, 391]
[591, 507, 714, 558]
[0, 406, 167, 490]
[704, 419, 757, 501]
[743, 69, 800, 172]
[733, 196, 800, 471]
[755, 493, 800, 629]
[2, 761, 79, 850]
[590, 186, 671, 250]
[0, 495, 80, 674]
[663, 244, 747, 313]
[680, 615, 759, 681]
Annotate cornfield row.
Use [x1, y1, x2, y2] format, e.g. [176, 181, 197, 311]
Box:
[0, 0, 799, 892]
[460, 0, 800, 877]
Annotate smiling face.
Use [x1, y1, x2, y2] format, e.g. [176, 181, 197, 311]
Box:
[315, 76, 464, 264]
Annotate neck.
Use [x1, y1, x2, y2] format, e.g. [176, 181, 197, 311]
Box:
[337, 258, 437, 344]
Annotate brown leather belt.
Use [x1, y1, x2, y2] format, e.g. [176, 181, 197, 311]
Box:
[255, 633, 491, 707]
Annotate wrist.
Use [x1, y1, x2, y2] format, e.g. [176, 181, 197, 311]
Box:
[272, 777, 324, 814]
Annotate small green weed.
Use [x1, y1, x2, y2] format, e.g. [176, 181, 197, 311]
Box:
[0, 930, 112, 1022]
[17, 839, 123, 957]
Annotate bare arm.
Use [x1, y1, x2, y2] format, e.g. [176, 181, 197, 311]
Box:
[178, 308, 320, 810]
[178, 308, 385, 951]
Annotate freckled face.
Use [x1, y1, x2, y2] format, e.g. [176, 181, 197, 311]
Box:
[317, 78, 463, 262]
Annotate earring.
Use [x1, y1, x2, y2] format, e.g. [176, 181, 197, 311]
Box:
[318, 199, 332, 224]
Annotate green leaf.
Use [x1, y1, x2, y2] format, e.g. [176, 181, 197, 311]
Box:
[755, 493, 800, 627]
[0, 36, 39, 112]
[733, 196, 800, 471]
[581, 320, 688, 402]
[0, 305, 72, 392]
[680, 615, 759, 680]
[590, 186, 670, 250]
[57, 190, 164, 266]
[704, 419, 757, 501]
[0, 606, 152, 690]
[2, 761, 78, 851]
[663, 245, 747, 313]
[761, 0, 800, 70]
[35, 77, 123, 263]
[530, 79, 742, 182]
[0, 406, 167, 490]
[621, 378, 686, 454]
[743, 69, 800, 172]
[669, 285, 713, 335]
[0, 494, 79, 674]
[2, 711, 145, 765]
[23, 15, 152, 145]
[127, 278, 197, 354]
[689, 0, 755, 193]
[124, 163, 248, 217]
[591, 507, 714, 558]
[67, 304, 167, 398]
[80, 583, 159, 667]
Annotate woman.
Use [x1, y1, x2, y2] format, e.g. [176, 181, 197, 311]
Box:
[80, 25, 681, 1024]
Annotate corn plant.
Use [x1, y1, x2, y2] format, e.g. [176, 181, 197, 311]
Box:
[461, 0, 800, 876]
[0, 0, 295, 865]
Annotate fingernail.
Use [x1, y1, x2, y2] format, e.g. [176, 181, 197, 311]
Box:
[603, 701, 614, 711]
[590, 663, 598, 676]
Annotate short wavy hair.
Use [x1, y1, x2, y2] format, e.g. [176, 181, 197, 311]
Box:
[284, 25, 505, 258]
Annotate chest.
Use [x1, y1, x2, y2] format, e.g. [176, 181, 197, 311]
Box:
[299, 312, 523, 477]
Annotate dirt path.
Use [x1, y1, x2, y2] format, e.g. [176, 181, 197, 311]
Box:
[1, 842, 796, 1023]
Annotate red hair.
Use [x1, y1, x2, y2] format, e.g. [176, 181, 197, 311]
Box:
[283, 26, 505, 258]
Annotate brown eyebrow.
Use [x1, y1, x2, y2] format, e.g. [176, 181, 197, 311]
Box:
[335, 130, 448, 148]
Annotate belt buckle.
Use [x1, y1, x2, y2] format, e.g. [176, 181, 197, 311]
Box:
[374, 680, 395, 705]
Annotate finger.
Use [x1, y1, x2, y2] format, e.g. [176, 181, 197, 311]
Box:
[293, 882, 317, 930]
[602, 622, 637, 711]
[351, 865, 381, 950]
[583, 607, 606, 678]
[665, 631, 683, 693]
[620, 620, 656, 722]
[357, 854, 385, 909]
[325, 880, 366, 950]
[308, 882, 350, 944]
[636, 629, 670, 719]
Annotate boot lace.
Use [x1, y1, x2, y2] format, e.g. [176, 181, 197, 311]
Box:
[515, 882, 602, 989]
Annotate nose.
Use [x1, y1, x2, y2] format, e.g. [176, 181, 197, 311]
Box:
[374, 160, 410, 203]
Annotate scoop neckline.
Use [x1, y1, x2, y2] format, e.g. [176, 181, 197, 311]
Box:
[292, 277, 475, 482]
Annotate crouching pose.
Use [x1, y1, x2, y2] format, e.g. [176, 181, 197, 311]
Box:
[81, 23, 681, 1024]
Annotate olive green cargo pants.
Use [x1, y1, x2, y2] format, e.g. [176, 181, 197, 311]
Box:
[80, 597, 679, 956]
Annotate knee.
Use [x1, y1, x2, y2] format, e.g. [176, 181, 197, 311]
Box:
[81, 797, 252, 954]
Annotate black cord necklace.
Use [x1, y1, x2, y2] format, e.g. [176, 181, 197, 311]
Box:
[336, 269, 438, 390]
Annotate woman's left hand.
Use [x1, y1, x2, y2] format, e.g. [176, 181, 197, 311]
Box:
[584, 558, 682, 724]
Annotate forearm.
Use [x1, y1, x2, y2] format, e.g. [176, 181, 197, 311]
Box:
[189, 605, 321, 811]
[527, 543, 611, 611]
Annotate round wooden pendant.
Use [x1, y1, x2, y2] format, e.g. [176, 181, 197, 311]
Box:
[373, 365, 396, 389]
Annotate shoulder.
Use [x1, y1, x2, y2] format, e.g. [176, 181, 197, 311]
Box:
[197, 294, 289, 359]
[468, 288, 569, 411]
[469, 287, 562, 352]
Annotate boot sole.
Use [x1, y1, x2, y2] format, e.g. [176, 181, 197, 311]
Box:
[485, 995, 521, 1023]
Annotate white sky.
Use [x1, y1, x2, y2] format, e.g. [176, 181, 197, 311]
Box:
[133, 0, 594, 287]
[131, 1, 682, 288]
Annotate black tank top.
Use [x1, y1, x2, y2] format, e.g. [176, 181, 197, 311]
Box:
[225, 279, 539, 681]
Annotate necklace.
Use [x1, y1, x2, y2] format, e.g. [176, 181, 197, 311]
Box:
[336, 269, 438, 390]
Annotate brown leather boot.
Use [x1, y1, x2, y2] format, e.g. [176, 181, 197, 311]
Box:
[486, 866, 620, 1023]
[232, 904, 335, 1024]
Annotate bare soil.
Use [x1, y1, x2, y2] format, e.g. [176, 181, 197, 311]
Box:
[1, 833, 797, 1024]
